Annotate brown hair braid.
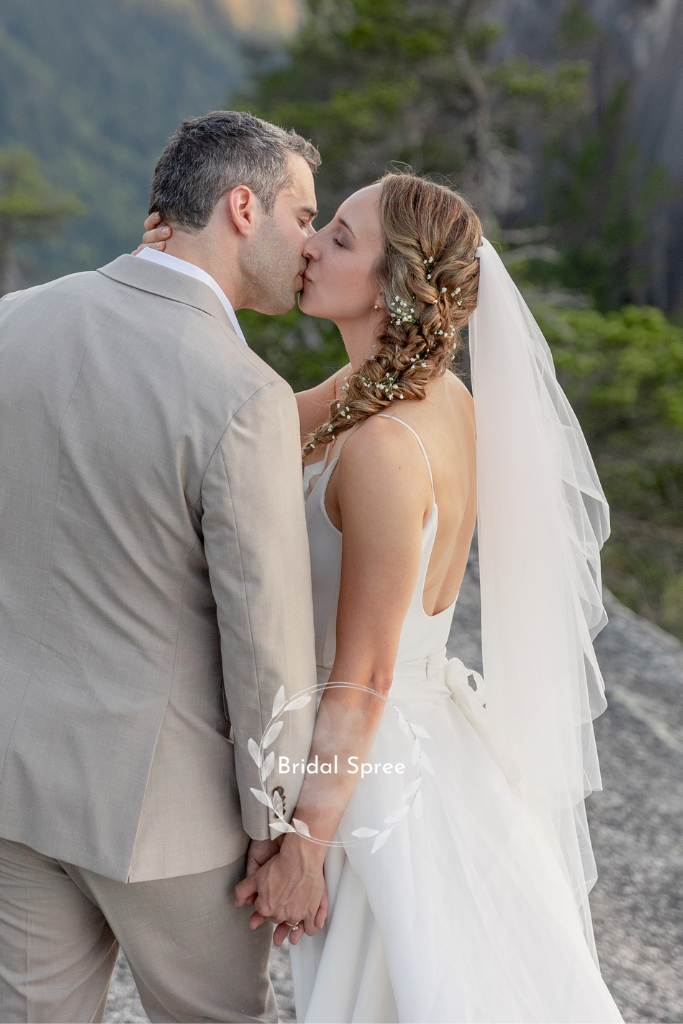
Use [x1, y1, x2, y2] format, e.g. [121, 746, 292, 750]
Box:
[304, 173, 482, 458]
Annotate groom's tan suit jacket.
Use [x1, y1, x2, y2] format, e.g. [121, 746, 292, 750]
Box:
[0, 256, 316, 882]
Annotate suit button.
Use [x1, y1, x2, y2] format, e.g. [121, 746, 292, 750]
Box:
[272, 786, 285, 816]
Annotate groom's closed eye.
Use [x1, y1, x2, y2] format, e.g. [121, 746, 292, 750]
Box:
[298, 205, 318, 229]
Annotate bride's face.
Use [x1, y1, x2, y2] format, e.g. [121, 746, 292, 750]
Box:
[299, 185, 383, 323]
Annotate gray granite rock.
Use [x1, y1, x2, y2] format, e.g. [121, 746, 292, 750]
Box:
[588, 591, 683, 1024]
[103, 955, 146, 1023]
[105, 543, 683, 1023]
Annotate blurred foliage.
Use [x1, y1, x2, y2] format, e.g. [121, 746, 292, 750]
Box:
[0, 0, 250, 280]
[238, 306, 346, 392]
[534, 301, 683, 639]
[534, 303, 683, 449]
[235, 0, 589, 225]
[0, 146, 82, 294]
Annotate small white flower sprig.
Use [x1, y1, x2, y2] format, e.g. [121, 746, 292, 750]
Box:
[355, 368, 403, 400]
[351, 349, 433, 403]
[248, 682, 433, 854]
[422, 254, 465, 333]
[388, 295, 417, 327]
[429, 305, 458, 343]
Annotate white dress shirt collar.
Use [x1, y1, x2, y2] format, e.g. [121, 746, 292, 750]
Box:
[136, 247, 247, 345]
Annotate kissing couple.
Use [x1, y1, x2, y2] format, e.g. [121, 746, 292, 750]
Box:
[0, 110, 622, 1023]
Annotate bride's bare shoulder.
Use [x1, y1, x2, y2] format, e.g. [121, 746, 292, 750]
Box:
[335, 413, 432, 484]
[442, 369, 473, 405]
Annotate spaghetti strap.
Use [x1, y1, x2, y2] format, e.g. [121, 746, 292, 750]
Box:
[376, 414, 435, 500]
[323, 421, 363, 470]
[322, 441, 335, 471]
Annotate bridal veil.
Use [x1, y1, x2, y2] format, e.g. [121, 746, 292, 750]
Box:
[469, 239, 610, 958]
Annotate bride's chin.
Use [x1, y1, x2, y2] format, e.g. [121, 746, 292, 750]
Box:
[298, 292, 324, 317]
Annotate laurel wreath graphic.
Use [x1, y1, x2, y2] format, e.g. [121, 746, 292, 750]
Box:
[248, 682, 433, 854]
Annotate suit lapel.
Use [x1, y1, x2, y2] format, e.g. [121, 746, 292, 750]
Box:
[98, 254, 241, 344]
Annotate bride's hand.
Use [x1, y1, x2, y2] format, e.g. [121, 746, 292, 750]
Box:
[279, 885, 328, 948]
[234, 838, 328, 944]
[131, 211, 172, 254]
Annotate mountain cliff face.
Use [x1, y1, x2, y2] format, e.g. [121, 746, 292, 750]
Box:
[492, 0, 683, 309]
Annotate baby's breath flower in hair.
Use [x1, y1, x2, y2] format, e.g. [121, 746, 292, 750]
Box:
[388, 296, 417, 327]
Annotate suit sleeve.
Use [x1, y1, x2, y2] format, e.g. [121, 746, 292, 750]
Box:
[201, 378, 317, 839]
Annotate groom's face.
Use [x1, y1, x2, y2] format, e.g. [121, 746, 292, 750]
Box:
[241, 153, 318, 315]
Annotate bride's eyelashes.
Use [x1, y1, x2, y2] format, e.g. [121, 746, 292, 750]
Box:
[333, 236, 345, 248]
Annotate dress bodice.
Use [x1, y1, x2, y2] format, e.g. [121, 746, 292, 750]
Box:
[304, 415, 457, 677]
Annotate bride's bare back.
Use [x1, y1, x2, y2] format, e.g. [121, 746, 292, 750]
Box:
[322, 372, 476, 617]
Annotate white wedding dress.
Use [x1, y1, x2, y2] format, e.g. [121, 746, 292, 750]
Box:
[290, 413, 622, 1024]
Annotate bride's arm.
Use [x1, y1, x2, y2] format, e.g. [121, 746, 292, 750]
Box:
[234, 417, 431, 939]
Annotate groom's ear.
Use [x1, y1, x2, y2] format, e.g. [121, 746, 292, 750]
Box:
[223, 185, 261, 238]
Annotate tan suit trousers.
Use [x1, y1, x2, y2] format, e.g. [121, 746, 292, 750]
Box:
[0, 838, 277, 1024]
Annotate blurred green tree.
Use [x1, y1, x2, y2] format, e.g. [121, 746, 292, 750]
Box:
[534, 300, 683, 638]
[0, 146, 82, 296]
[238, 305, 346, 393]
[237, 0, 588, 227]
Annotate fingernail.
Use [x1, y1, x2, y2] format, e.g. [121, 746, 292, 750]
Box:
[161, 228, 170, 236]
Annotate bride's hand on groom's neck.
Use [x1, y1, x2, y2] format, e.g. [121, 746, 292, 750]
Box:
[131, 211, 171, 255]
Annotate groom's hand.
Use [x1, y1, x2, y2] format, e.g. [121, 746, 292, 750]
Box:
[237, 838, 283, 907]
[246, 838, 282, 878]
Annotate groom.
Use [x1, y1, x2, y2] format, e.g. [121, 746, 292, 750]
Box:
[0, 112, 320, 1023]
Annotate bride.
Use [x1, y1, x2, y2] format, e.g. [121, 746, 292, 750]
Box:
[142, 173, 622, 1023]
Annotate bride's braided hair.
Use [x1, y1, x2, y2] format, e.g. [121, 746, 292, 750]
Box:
[304, 173, 482, 457]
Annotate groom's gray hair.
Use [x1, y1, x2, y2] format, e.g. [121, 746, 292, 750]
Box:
[149, 110, 320, 229]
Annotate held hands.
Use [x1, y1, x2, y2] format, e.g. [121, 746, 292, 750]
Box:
[245, 837, 283, 880]
[235, 834, 328, 947]
[131, 211, 172, 254]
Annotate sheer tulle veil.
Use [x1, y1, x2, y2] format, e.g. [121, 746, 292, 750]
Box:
[469, 239, 610, 958]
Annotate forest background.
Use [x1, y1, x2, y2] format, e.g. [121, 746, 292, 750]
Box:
[1, 0, 683, 641]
